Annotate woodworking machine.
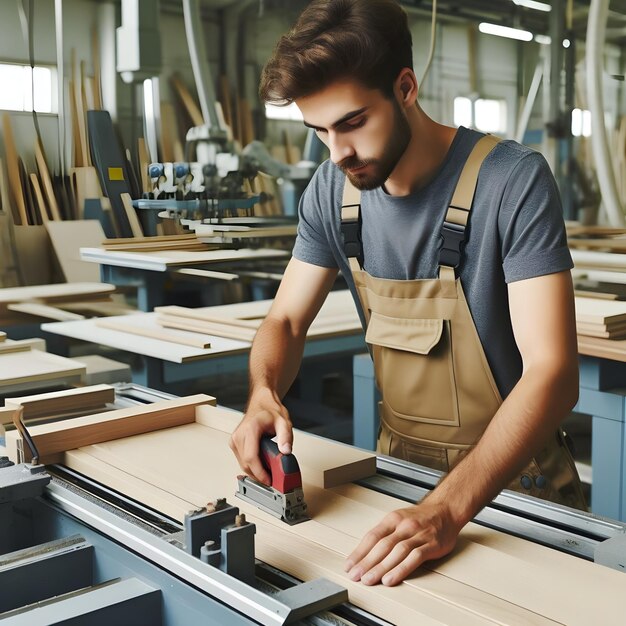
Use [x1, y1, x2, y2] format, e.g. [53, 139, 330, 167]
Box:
[2, 383, 626, 625]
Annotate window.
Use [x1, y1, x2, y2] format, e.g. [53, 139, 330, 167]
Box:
[265, 102, 303, 122]
[454, 96, 507, 134]
[571, 108, 591, 137]
[0, 63, 54, 113]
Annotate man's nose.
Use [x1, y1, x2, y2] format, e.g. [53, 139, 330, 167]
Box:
[328, 133, 355, 165]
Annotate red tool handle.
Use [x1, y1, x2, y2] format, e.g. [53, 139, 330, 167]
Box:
[260, 436, 302, 493]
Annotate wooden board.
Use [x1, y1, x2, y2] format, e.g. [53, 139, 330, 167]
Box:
[575, 296, 626, 325]
[5, 393, 215, 464]
[96, 315, 212, 349]
[40, 401, 625, 626]
[7, 302, 85, 321]
[79, 247, 290, 271]
[41, 315, 251, 364]
[120, 193, 144, 238]
[2, 113, 28, 225]
[0, 350, 85, 389]
[35, 140, 62, 221]
[0, 282, 114, 304]
[4, 384, 115, 419]
[45, 220, 105, 282]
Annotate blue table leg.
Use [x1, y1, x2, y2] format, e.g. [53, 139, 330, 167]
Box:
[352, 353, 380, 450]
[576, 357, 626, 521]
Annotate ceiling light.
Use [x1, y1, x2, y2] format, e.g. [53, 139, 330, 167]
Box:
[534, 34, 551, 45]
[479, 23, 534, 42]
[512, 0, 551, 11]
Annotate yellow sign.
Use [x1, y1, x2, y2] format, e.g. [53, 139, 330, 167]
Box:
[108, 167, 124, 181]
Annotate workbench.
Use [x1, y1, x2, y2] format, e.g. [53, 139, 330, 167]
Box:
[41, 291, 366, 397]
[80, 246, 290, 310]
[2, 387, 625, 625]
[352, 336, 626, 523]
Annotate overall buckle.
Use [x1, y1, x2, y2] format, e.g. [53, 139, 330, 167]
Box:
[340, 217, 362, 260]
[439, 221, 466, 268]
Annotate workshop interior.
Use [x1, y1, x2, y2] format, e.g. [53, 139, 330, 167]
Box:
[1, 0, 626, 624]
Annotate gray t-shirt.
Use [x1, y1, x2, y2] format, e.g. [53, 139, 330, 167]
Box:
[292, 126, 573, 399]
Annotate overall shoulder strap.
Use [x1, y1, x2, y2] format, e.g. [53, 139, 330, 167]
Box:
[439, 134, 500, 275]
[340, 177, 363, 273]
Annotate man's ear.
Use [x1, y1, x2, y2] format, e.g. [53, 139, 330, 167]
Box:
[395, 69, 418, 107]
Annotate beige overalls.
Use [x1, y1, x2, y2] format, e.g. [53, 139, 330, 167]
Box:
[341, 135, 586, 510]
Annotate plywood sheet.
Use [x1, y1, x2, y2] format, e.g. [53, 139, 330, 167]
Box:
[45, 220, 105, 282]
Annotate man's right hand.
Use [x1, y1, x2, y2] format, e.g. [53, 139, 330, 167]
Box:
[229, 388, 294, 486]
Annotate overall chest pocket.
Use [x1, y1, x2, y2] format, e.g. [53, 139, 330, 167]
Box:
[365, 311, 460, 427]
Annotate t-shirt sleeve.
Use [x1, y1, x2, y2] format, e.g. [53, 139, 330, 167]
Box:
[499, 151, 573, 283]
[291, 165, 339, 269]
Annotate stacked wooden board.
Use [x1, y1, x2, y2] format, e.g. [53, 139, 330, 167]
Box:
[575, 296, 626, 339]
[0, 345, 85, 395]
[3, 393, 625, 625]
[0, 282, 124, 325]
[154, 289, 361, 342]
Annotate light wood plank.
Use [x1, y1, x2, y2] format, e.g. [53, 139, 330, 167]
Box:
[96, 315, 212, 349]
[0, 282, 114, 304]
[4, 384, 115, 419]
[7, 302, 85, 321]
[5, 394, 215, 463]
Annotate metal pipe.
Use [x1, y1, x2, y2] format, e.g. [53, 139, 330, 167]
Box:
[182, 0, 222, 130]
[586, 0, 625, 226]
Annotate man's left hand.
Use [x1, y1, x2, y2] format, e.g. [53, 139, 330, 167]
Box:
[344, 501, 462, 586]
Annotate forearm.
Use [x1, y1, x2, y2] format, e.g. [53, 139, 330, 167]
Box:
[426, 362, 578, 527]
[248, 316, 307, 401]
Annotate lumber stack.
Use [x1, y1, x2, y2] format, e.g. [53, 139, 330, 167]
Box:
[575, 296, 626, 339]
[0, 282, 131, 326]
[152, 290, 361, 342]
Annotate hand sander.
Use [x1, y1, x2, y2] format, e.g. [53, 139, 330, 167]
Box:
[236, 435, 309, 525]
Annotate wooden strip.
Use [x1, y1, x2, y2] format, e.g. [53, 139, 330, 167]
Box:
[4, 384, 115, 419]
[8, 302, 86, 321]
[137, 138, 150, 195]
[158, 315, 258, 342]
[170, 74, 204, 126]
[120, 193, 144, 237]
[2, 113, 28, 225]
[35, 140, 62, 220]
[29, 173, 49, 223]
[96, 316, 212, 349]
[4, 394, 215, 463]
[0, 282, 114, 304]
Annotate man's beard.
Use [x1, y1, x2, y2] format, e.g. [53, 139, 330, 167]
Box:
[338, 101, 411, 191]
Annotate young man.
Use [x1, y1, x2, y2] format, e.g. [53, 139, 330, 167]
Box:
[230, 0, 586, 586]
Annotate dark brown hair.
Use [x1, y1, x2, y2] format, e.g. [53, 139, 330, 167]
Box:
[259, 0, 413, 105]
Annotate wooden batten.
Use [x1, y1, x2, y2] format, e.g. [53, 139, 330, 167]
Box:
[4, 384, 115, 420]
[5, 393, 216, 464]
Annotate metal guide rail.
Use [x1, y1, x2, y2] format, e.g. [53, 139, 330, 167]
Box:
[363, 455, 626, 563]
